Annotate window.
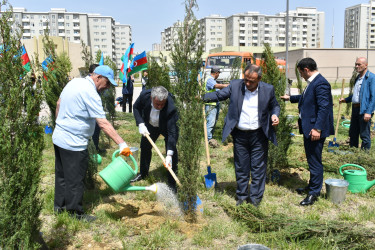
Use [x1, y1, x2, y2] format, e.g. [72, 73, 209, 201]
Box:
[66, 30, 70, 34]
[101, 18, 106, 22]
[66, 23, 70, 27]
[94, 38, 99, 41]
[217, 38, 222, 41]
[101, 38, 107, 42]
[101, 25, 106, 29]
[94, 25, 98, 28]
[102, 45, 107, 48]
[217, 32, 222, 35]
[93, 18, 98, 22]
[211, 32, 215, 35]
[211, 38, 215, 41]
[101, 32, 106, 35]
[66, 16, 69, 20]
[211, 19, 215, 23]
[211, 26, 215, 29]
[94, 32, 99, 35]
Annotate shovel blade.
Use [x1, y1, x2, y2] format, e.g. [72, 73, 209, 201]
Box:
[204, 173, 217, 188]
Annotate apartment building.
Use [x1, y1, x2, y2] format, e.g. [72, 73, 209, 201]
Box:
[199, 14, 226, 51]
[113, 23, 132, 68]
[344, 0, 375, 49]
[10, 8, 131, 68]
[161, 7, 324, 53]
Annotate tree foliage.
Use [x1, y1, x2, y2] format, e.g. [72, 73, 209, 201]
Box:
[294, 60, 303, 94]
[80, 39, 93, 76]
[261, 44, 292, 176]
[147, 54, 172, 91]
[37, 33, 72, 127]
[170, 0, 204, 222]
[0, 1, 44, 247]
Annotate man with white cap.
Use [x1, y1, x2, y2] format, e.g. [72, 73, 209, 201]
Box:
[52, 65, 131, 222]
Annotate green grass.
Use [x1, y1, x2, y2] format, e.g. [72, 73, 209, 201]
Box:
[38, 100, 375, 249]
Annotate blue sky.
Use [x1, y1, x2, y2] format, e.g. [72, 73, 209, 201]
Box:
[8, 0, 363, 52]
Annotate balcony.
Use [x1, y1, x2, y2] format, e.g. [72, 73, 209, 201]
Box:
[23, 32, 31, 36]
[239, 39, 246, 43]
[253, 21, 258, 24]
[58, 25, 65, 29]
[58, 33, 65, 36]
[240, 26, 246, 30]
[73, 33, 80, 36]
[58, 18, 64, 22]
[72, 19, 80, 23]
[23, 25, 30, 29]
[239, 20, 245, 24]
[22, 17, 30, 22]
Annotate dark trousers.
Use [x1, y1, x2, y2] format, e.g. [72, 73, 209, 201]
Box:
[232, 128, 268, 203]
[92, 122, 101, 151]
[122, 94, 133, 113]
[140, 125, 178, 189]
[54, 144, 88, 214]
[349, 105, 372, 149]
[303, 136, 325, 196]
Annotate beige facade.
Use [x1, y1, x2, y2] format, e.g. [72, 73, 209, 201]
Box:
[22, 36, 86, 77]
[274, 48, 375, 82]
[10, 8, 131, 69]
[160, 7, 324, 53]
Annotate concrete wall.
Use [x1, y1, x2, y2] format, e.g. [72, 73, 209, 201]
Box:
[22, 36, 86, 77]
[274, 48, 375, 82]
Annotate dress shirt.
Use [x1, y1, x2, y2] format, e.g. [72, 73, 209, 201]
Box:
[237, 87, 259, 130]
[149, 103, 160, 127]
[352, 76, 364, 104]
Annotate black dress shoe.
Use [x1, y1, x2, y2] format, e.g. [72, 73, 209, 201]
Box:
[300, 194, 318, 206]
[236, 199, 247, 206]
[130, 173, 143, 183]
[296, 187, 308, 195]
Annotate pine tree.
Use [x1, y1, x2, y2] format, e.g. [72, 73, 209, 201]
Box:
[147, 54, 172, 91]
[295, 60, 303, 94]
[170, 0, 204, 221]
[38, 33, 72, 127]
[80, 39, 93, 76]
[0, 1, 44, 247]
[261, 44, 292, 177]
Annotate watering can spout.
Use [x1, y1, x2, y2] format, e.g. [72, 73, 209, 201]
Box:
[364, 179, 375, 192]
[119, 184, 158, 193]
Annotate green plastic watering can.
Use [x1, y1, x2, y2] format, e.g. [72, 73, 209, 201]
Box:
[99, 150, 157, 193]
[339, 164, 375, 193]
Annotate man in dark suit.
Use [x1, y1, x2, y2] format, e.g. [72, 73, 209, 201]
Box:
[281, 57, 334, 206]
[131, 86, 179, 190]
[203, 64, 280, 207]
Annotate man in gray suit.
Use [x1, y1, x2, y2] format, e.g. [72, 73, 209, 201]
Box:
[203, 64, 280, 206]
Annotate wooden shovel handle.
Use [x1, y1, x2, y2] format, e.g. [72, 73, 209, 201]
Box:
[334, 79, 345, 138]
[144, 134, 181, 187]
[202, 106, 211, 166]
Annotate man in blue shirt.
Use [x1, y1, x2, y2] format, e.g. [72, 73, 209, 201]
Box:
[205, 66, 229, 147]
[340, 57, 375, 150]
[53, 65, 132, 222]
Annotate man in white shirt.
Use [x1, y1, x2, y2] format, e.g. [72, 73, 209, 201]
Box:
[132, 86, 179, 191]
[203, 64, 280, 207]
[53, 65, 131, 221]
[339, 57, 375, 150]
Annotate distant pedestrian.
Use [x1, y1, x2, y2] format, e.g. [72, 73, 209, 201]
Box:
[122, 75, 134, 113]
[141, 71, 148, 91]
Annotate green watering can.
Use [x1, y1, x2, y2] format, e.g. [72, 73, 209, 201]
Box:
[99, 150, 157, 193]
[339, 164, 375, 193]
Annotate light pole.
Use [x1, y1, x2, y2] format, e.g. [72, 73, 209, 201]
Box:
[285, 0, 290, 94]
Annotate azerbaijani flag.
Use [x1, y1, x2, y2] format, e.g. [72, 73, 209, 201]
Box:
[99, 52, 104, 65]
[21, 45, 31, 72]
[119, 43, 134, 84]
[42, 56, 54, 80]
[128, 51, 148, 75]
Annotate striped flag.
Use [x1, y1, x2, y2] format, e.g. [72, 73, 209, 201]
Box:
[129, 51, 148, 75]
[119, 43, 134, 84]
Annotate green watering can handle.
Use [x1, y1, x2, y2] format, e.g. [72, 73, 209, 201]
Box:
[112, 150, 138, 175]
[339, 164, 366, 176]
